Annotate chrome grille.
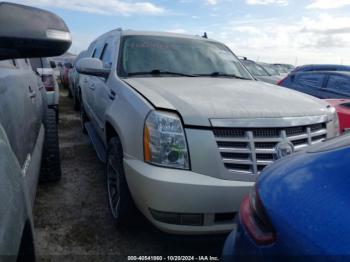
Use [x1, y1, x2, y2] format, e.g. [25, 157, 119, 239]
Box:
[214, 123, 327, 175]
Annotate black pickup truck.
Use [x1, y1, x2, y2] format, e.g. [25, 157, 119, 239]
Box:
[0, 3, 71, 261]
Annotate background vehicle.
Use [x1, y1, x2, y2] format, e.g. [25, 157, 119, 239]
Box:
[326, 99, 350, 133]
[223, 133, 350, 259]
[273, 63, 295, 74]
[0, 3, 71, 260]
[293, 64, 350, 73]
[77, 29, 338, 235]
[278, 71, 350, 99]
[68, 50, 87, 110]
[62, 61, 73, 90]
[30, 58, 60, 120]
[240, 58, 279, 84]
[257, 62, 282, 78]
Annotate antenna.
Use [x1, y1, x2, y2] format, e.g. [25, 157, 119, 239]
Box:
[202, 32, 208, 39]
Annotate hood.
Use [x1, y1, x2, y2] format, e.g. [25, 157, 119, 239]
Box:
[123, 77, 330, 127]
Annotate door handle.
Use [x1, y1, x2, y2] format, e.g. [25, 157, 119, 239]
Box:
[108, 90, 116, 100]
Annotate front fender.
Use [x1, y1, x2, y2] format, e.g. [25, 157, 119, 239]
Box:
[104, 80, 153, 160]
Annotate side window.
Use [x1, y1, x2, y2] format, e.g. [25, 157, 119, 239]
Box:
[92, 41, 105, 59]
[326, 75, 350, 94]
[100, 40, 114, 69]
[295, 73, 325, 89]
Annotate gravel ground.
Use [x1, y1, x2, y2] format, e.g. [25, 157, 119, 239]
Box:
[33, 90, 226, 261]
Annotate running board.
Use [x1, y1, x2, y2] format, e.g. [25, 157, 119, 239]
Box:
[85, 122, 107, 163]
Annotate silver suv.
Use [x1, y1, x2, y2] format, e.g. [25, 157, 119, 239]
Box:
[77, 29, 339, 234]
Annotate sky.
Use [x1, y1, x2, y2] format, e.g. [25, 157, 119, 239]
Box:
[8, 0, 350, 65]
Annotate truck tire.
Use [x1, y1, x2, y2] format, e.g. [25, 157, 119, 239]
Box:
[73, 88, 80, 111]
[106, 137, 138, 228]
[40, 108, 61, 183]
[80, 103, 88, 134]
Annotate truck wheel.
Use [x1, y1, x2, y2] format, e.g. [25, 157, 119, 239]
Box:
[73, 88, 80, 111]
[67, 85, 73, 98]
[106, 137, 138, 228]
[80, 103, 88, 134]
[40, 108, 61, 182]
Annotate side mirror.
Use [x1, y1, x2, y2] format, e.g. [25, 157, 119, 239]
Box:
[76, 58, 110, 78]
[0, 3, 72, 60]
[50, 61, 57, 69]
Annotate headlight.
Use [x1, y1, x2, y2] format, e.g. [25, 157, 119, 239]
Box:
[328, 106, 340, 136]
[144, 110, 189, 169]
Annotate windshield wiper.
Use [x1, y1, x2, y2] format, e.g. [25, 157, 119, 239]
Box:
[127, 69, 195, 77]
[195, 72, 250, 80]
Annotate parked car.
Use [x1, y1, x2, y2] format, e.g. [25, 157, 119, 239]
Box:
[30, 58, 60, 120]
[62, 61, 73, 90]
[273, 63, 295, 73]
[77, 29, 338, 235]
[240, 59, 280, 84]
[68, 50, 87, 110]
[278, 71, 350, 99]
[223, 133, 350, 260]
[50, 60, 61, 80]
[326, 99, 350, 133]
[293, 64, 350, 73]
[258, 62, 282, 77]
[0, 2, 71, 260]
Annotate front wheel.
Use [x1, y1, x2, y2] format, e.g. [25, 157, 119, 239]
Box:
[106, 137, 138, 228]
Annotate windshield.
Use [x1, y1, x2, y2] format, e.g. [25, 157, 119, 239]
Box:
[274, 64, 289, 74]
[118, 35, 252, 79]
[259, 64, 280, 76]
[242, 61, 269, 76]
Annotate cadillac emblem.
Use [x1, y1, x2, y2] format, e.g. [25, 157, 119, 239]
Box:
[275, 140, 295, 159]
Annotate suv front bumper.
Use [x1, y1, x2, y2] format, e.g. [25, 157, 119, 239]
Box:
[124, 159, 253, 235]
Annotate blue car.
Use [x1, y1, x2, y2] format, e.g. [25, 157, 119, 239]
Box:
[223, 133, 350, 260]
[293, 64, 350, 73]
[279, 71, 350, 99]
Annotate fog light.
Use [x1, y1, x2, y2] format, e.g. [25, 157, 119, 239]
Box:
[150, 209, 204, 226]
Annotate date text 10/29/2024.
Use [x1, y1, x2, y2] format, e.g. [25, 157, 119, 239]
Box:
[127, 256, 220, 261]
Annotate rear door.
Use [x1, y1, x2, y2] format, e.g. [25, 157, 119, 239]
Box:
[292, 72, 328, 98]
[82, 42, 103, 124]
[0, 59, 42, 200]
[324, 74, 350, 99]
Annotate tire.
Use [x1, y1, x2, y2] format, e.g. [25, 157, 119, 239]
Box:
[80, 103, 88, 134]
[67, 85, 73, 98]
[17, 222, 35, 262]
[73, 88, 80, 111]
[40, 108, 61, 183]
[106, 137, 138, 228]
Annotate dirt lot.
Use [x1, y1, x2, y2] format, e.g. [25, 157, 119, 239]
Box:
[33, 90, 226, 261]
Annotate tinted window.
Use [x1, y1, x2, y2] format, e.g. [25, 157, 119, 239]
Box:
[119, 35, 252, 79]
[295, 73, 325, 89]
[326, 75, 350, 94]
